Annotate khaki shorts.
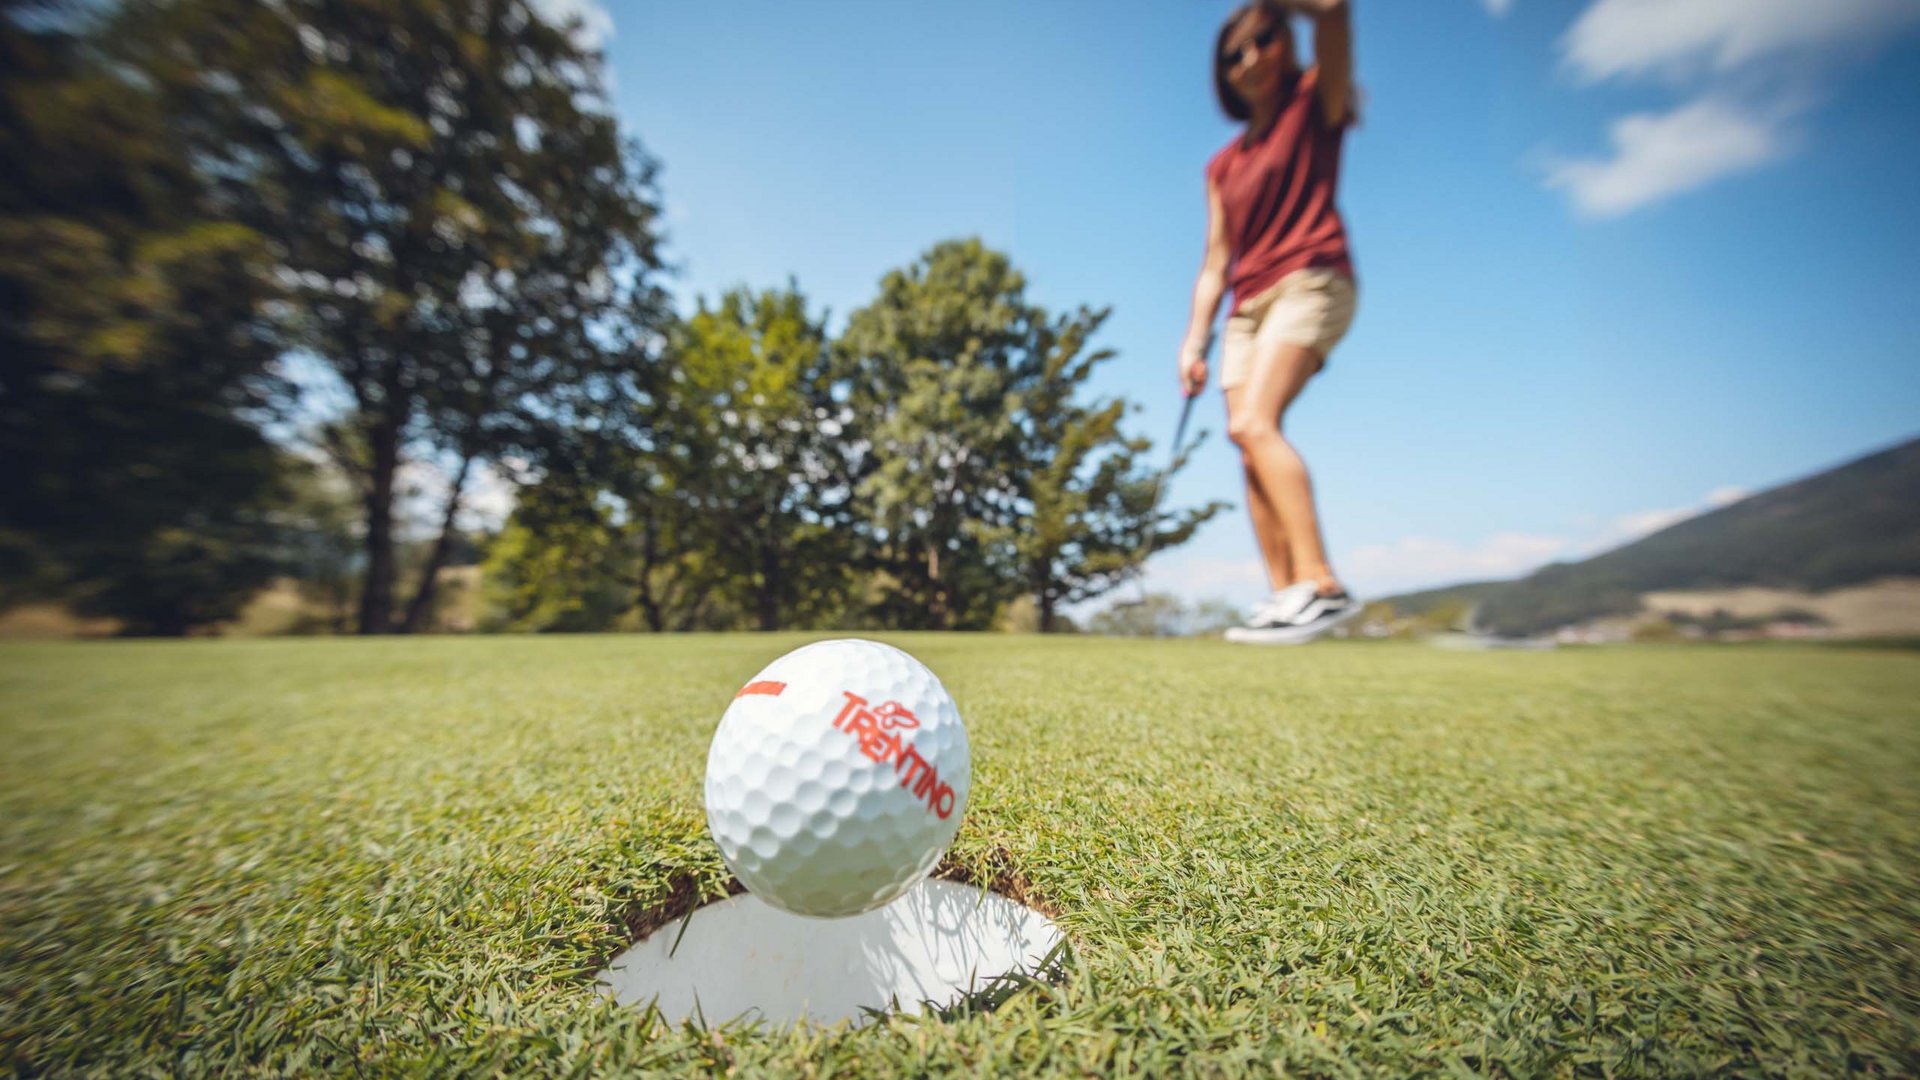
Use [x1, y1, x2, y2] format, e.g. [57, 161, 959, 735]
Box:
[1220, 268, 1357, 390]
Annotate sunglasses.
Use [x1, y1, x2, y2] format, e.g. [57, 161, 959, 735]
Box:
[1225, 24, 1281, 68]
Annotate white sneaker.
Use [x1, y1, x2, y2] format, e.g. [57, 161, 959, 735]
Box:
[1248, 582, 1317, 628]
[1285, 590, 1362, 639]
[1225, 587, 1361, 645]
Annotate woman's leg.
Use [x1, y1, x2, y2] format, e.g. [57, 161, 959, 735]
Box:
[1225, 341, 1342, 594]
[1225, 387, 1294, 590]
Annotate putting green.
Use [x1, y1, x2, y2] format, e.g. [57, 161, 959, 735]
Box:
[2, 636, 1915, 1074]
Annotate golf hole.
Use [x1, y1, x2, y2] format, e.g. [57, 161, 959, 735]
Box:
[597, 863, 1066, 1029]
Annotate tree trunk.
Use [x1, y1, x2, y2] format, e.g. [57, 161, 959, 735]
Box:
[757, 537, 779, 631]
[1039, 583, 1056, 634]
[357, 417, 401, 635]
[634, 510, 665, 631]
[399, 453, 473, 633]
[331, 576, 351, 635]
[925, 539, 948, 630]
[675, 584, 712, 631]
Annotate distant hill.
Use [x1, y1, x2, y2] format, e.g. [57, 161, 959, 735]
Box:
[1381, 436, 1920, 638]
[1374, 580, 1506, 619]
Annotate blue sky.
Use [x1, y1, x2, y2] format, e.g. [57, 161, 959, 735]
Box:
[574, 0, 1920, 606]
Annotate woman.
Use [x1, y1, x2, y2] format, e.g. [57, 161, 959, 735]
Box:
[1179, 0, 1360, 644]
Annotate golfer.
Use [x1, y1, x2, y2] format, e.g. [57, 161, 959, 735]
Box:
[1179, 0, 1360, 644]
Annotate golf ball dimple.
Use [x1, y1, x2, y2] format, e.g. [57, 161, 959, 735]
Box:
[703, 639, 971, 918]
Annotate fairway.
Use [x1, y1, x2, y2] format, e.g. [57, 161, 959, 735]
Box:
[2, 637, 1916, 1075]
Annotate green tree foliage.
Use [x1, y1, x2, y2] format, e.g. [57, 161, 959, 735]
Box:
[60, 475, 289, 636]
[483, 495, 633, 633]
[1085, 592, 1242, 638]
[989, 594, 1080, 633]
[671, 286, 858, 629]
[838, 240, 1043, 629]
[487, 286, 861, 633]
[6, 0, 1221, 638]
[482, 462, 738, 634]
[123, 0, 670, 634]
[0, 0, 291, 633]
[1088, 593, 1185, 638]
[270, 459, 363, 634]
[840, 239, 1223, 631]
[1003, 306, 1227, 631]
[836, 241, 1034, 628]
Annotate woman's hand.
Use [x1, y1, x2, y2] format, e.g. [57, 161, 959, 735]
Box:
[1178, 347, 1208, 398]
[1276, 0, 1347, 16]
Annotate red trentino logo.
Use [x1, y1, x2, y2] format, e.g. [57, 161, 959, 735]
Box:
[831, 691, 955, 819]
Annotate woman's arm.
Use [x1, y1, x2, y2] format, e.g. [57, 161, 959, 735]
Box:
[1178, 180, 1231, 397]
[1287, 0, 1352, 126]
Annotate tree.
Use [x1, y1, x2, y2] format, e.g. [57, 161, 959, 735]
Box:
[670, 286, 857, 630]
[990, 594, 1079, 633]
[483, 467, 742, 633]
[1086, 593, 1242, 638]
[483, 490, 633, 632]
[486, 285, 860, 634]
[837, 239, 1048, 630]
[271, 458, 363, 634]
[1188, 598, 1244, 635]
[131, 0, 670, 633]
[1087, 593, 1190, 638]
[1002, 306, 1226, 631]
[840, 238, 1224, 632]
[0, 0, 291, 633]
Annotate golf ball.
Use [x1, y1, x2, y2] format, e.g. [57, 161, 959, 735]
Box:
[703, 639, 971, 918]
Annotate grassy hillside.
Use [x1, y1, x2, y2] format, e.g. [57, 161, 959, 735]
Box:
[1387, 436, 1920, 637]
[1369, 580, 1506, 620]
[3, 636, 1916, 1075]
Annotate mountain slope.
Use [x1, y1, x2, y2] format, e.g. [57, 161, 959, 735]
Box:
[1388, 436, 1920, 637]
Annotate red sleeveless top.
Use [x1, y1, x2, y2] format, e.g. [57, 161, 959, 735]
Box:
[1205, 66, 1354, 311]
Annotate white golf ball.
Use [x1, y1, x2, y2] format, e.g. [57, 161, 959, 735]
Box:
[703, 639, 971, 918]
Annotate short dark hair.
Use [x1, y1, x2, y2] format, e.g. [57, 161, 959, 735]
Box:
[1213, 0, 1296, 121]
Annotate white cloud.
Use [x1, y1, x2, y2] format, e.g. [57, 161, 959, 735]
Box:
[1343, 532, 1571, 595]
[1572, 505, 1694, 557]
[1545, 97, 1785, 217]
[1706, 484, 1750, 508]
[1482, 0, 1514, 17]
[1562, 0, 1920, 82]
[1138, 554, 1270, 600]
[1611, 506, 1694, 541]
[1542, 0, 1920, 217]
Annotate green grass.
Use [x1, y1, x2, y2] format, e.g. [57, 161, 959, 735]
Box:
[2, 636, 1917, 1076]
